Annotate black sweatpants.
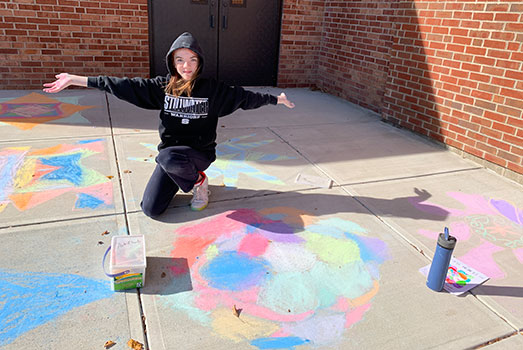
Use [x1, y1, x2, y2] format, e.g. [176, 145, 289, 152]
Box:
[140, 146, 215, 217]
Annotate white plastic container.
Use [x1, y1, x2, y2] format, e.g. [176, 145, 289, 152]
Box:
[109, 235, 146, 291]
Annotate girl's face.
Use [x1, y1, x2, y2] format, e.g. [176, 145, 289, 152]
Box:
[173, 48, 199, 81]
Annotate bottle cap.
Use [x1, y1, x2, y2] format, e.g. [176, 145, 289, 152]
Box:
[437, 232, 457, 249]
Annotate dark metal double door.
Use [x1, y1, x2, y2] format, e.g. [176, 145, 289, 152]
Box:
[149, 0, 282, 86]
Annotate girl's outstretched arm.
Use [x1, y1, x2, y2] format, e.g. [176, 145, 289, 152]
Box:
[277, 93, 295, 108]
[43, 73, 88, 93]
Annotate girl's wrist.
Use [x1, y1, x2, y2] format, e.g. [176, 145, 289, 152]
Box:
[72, 75, 88, 87]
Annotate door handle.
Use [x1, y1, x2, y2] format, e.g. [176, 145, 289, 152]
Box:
[209, 0, 216, 29]
[221, 0, 228, 30]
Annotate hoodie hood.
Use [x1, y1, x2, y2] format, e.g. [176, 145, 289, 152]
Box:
[166, 32, 205, 77]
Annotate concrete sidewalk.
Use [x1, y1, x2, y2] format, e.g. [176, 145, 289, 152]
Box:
[0, 88, 522, 350]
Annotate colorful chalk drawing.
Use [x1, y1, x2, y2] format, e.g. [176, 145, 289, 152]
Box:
[0, 269, 113, 346]
[410, 192, 523, 280]
[446, 266, 472, 288]
[127, 134, 296, 187]
[419, 257, 489, 295]
[0, 92, 94, 130]
[160, 207, 389, 348]
[0, 139, 113, 213]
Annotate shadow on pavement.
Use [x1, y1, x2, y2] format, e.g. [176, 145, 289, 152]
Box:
[149, 186, 449, 232]
[465, 285, 523, 299]
[141, 257, 192, 295]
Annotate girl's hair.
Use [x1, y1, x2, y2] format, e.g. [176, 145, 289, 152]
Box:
[164, 53, 201, 97]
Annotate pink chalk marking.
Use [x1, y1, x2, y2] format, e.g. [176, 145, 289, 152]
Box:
[74, 181, 113, 205]
[218, 293, 315, 322]
[194, 289, 221, 311]
[332, 297, 350, 312]
[450, 221, 471, 241]
[194, 287, 260, 312]
[345, 303, 371, 328]
[79, 140, 104, 154]
[458, 240, 506, 279]
[171, 235, 216, 267]
[10, 188, 70, 211]
[447, 192, 498, 217]
[513, 248, 523, 264]
[238, 233, 269, 257]
[418, 221, 471, 241]
[169, 259, 190, 276]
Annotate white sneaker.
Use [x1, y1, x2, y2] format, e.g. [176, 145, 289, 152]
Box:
[191, 171, 210, 211]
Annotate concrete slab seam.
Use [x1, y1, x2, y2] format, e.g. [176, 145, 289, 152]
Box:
[0, 211, 127, 231]
[466, 330, 519, 350]
[106, 92, 150, 349]
[340, 167, 484, 187]
[467, 292, 520, 332]
[105, 92, 131, 229]
[267, 126, 338, 189]
[0, 133, 112, 144]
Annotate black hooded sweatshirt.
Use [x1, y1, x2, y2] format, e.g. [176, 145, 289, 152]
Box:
[87, 32, 277, 153]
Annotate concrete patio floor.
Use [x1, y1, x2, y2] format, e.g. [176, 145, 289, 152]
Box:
[0, 88, 522, 350]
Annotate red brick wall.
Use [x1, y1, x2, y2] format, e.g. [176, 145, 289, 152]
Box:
[316, 1, 394, 111]
[278, 1, 394, 113]
[278, 0, 325, 88]
[383, 1, 523, 176]
[0, 0, 149, 89]
[279, 0, 522, 177]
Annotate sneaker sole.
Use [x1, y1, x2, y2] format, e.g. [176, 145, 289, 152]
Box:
[190, 203, 208, 211]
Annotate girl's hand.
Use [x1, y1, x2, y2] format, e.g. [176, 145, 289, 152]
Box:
[277, 92, 295, 109]
[43, 73, 87, 93]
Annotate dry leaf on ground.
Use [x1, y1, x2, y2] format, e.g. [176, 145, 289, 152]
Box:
[127, 339, 143, 350]
[104, 340, 116, 349]
[232, 304, 240, 317]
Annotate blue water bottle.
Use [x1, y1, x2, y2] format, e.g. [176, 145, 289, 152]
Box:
[427, 227, 457, 292]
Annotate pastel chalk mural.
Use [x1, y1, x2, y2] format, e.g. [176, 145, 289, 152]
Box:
[0, 269, 113, 346]
[160, 207, 390, 348]
[410, 192, 523, 280]
[0, 139, 113, 214]
[0, 93, 94, 130]
[128, 134, 296, 187]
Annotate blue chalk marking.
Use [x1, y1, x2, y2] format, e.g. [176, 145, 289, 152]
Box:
[200, 251, 270, 291]
[251, 336, 309, 349]
[77, 139, 102, 144]
[0, 154, 23, 201]
[75, 193, 105, 209]
[343, 232, 389, 264]
[40, 153, 83, 186]
[0, 269, 113, 346]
